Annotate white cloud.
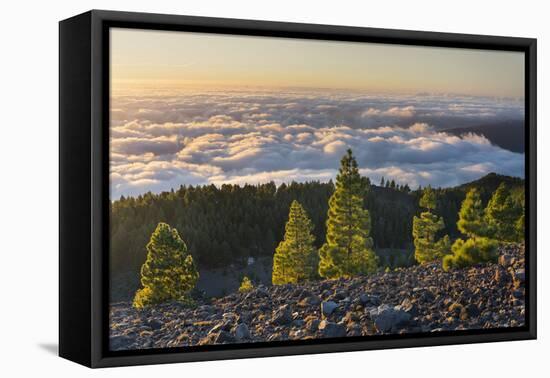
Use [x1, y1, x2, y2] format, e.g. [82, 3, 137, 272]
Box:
[362, 105, 416, 118]
[109, 89, 525, 198]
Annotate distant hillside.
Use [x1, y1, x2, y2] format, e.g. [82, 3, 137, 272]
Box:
[456, 172, 525, 193]
[444, 119, 525, 153]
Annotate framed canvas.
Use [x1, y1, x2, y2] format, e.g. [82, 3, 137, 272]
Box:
[59, 10, 537, 368]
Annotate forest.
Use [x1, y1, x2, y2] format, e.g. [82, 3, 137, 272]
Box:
[110, 150, 525, 306]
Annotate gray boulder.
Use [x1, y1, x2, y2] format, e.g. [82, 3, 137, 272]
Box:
[272, 305, 293, 325]
[371, 305, 412, 332]
[110, 335, 133, 351]
[513, 269, 525, 288]
[321, 301, 338, 316]
[498, 254, 514, 268]
[359, 294, 381, 306]
[214, 330, 235, 344]
[233, 323, 251, 341]
[318, 320, 347, 338]
[299, 295, 321, 307]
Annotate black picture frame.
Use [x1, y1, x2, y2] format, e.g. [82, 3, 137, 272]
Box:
[59, 9, 537, 368]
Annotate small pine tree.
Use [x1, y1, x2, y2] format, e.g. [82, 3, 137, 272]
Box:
[413, 187, 451, 263]
[457, 188, 489, 239]
[443, 188, 497, 271]
[485, 183, 523, 242]
[443, 237, 498, 271]
[239, 276, 253, 292]
[133, 222, 199, 308]
[272, 200, 317, 285]
[319, 149, 378, 278]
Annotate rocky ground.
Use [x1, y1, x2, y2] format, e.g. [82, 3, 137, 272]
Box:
[109, 245, 526, 351]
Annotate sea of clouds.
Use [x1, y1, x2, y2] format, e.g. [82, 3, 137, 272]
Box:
[110, 89, 524, 198]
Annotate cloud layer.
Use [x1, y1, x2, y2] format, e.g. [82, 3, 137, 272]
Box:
[110, 89, 524, 198]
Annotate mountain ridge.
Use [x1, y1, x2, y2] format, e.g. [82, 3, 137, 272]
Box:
[443, 119, 525, 153]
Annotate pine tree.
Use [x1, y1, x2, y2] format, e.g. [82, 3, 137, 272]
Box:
[485, 183, 522, 242]
[443, 237, 498, 271]
[419, 186, 437, 211]
[239, 276, 253, 292]
[318, 149, 378, 278]
[133, 222, 199, 308]
[272, 200, 317, 284]
[443, 188, 497, 271]
[457, 188, 488, 239]
[413, 187, 450, 263]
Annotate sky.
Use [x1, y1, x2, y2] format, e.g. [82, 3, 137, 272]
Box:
[109, 28, 525, 199]
[111, 28, 524, 97]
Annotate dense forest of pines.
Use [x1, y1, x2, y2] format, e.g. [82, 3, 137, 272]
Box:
[110, 153, 525, 297]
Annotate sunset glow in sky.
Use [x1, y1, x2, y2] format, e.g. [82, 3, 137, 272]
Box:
[111, 28, 524, 97]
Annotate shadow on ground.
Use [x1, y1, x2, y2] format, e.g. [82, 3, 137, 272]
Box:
[38, 343, 58, 355]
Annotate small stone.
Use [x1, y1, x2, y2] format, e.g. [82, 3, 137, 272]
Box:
[233, 323, 251, 341]
[299, 295, 321, 307]
[448, 302, 464, 317]
[318, 320, 347, 338]
[419, 290, 435, 303]
[498, 254, 513, 268]
[238, 311, 252, 323]
[359, 294, 381, 306]
[291, 319, 305, 328]
[208, 322, 230, 334]
[494, 267, 510, 284]
[512, 290, 524, 299]
[321, 301, 338, 316]
[399, 298, 418, 317]
[255, 287, 269, 298]
[305, 318, 320, 332]
[341, 311, 359, 324]
[272, 305, 293, 325]
[332, 291, 346, 300]
[148, 319, 163, 330]
[175, 332, 190, 344]
[214, 330, 235, 344]
[465, 304, 480, 318]
[513, 269, 526, 288]
[198, 305, 215, 314]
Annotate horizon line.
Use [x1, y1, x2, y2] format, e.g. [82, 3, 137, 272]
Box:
[109, 171, 524, 201]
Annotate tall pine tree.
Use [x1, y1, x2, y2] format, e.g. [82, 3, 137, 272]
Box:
[133, 222, 199, 308]
[272, 200, 317, 284]
[413, 187, 450, 263]
[318, 149, 378, 278]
